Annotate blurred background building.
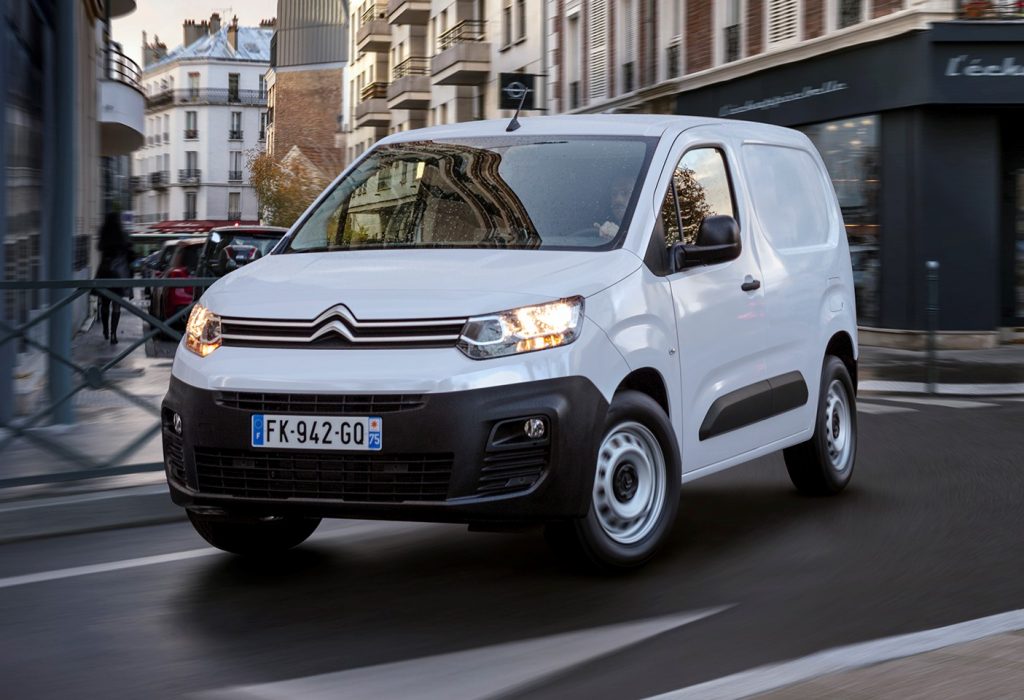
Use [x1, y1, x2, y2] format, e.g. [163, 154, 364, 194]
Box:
[265, 0, 349, 181]
[131, 13, 273, 232]
[1, 0, 144, 422]
[557, 0, 1024, 342]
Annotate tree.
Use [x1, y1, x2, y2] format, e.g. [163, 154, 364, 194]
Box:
[247, 150, 329, 227]
[663, 167, 713, 246]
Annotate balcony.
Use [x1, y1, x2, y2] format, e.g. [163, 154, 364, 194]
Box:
[387, 0, 430, 25]
[388, 57, 431, 109]
[184, 210, 198, 221]
[99, 43, 144, 155]
[356, 4, 391, 53]
[355, 82, 390, 128]
[130, 176, 147, 192]
[229, 129, 244, 140]
[431, 21, 490, 86]
[228, 170, 243, 182]
[149, 171, 169, 189]
[179, 169, 202, 186]
[227, 211, 242, 221]
[145, 88, 267, 112]
[184, 129, 198, 139]
[957, 0, 1024, 18]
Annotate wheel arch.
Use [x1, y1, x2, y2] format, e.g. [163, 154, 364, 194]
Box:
[614, 367, 670, 418]
[825, 331, 857, 391]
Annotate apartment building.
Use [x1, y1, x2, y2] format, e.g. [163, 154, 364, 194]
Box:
[556, 0, 1024, 339]
[132, 15, 273, 231]
[344, 0, 551, 162]
[265, 0, 348, 177]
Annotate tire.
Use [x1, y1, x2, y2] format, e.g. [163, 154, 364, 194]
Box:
[187, 511, 321, 555]
[783, 356, 857, 496]
[546, 390, 681, 570]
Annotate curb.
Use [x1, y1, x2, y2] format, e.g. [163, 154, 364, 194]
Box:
[859, 380, 1024, 397]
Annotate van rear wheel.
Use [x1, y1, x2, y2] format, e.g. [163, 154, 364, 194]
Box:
[783, 356, 857, 495]
[546, 390, 680, 570]
[188, 511, 321, 555]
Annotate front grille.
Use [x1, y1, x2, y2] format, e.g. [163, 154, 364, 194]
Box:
[477, 446, 548, 495]
[194, 448, 453, 502]
[163, 430, 186, 485]
[216, 392, 425, 414]
[220, 304, 467, 349]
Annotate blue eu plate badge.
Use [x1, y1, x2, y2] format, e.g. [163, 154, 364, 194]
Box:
[252, 415, 265, 446]
[368, 416, 382, 450]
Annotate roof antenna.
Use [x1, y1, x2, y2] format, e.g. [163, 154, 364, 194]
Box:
[505, 83, 530, 132]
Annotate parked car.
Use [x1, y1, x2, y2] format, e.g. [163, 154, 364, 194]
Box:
[196, 226, 288, 280]
[164, 116, 859, 569]
[149, 239, 205, 327]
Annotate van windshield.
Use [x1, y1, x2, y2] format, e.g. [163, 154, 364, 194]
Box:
[283, 136, 657, 253]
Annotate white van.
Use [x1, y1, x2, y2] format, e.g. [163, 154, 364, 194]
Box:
[163, 116, 858, 569]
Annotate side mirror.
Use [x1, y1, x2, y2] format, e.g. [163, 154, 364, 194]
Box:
[671, 215, 741, 271]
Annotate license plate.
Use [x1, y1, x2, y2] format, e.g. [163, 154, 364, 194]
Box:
[251, 415, 382, 451]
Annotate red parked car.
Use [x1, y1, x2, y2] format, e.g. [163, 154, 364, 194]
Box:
[149, 239, 205, 327]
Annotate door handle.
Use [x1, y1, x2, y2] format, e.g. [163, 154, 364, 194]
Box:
[741, 276, 761, 292]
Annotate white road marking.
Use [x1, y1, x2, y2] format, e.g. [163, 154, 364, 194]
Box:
[856, 402, 915, 415]
[875, 396, 995, 409]
[0, 521, 428, 590]
[646, 607, 1024, 700]
[202, 607, 732, 700]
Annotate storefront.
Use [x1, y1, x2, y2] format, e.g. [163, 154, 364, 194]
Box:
[675, 22, 1024, 335]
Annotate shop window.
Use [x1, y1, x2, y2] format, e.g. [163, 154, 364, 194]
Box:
[743, 145, 832, 249]
[799, 115, 881, 325]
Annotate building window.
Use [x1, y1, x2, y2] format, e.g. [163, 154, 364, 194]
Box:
[229, 112, 242, 140]
[185, 192, 197, 220]
[799, 115, 881, 325]
[838, 0, 863, 29]
[666, 43, 681, 78]
[724, 0, 741, 63]
[566, 13, 582, 107]
[259, 111, 268, 140]
[503, 3, 513, 47]
[228, 73, 240, 102]
[767, 0, 799, 44]
[185, 150, 198, 174]
[258, 75, 266, 100]
[620, 0, 636, 92]
[188, 72, 200, 98]
[185, 111, 197, 139]
[228, 192, 241, 220]
[229, 151, 243, 181]
[516, 0, 527, 41]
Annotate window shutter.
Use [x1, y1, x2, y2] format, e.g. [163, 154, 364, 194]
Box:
[588, 0, 608, 100]
[767, 0, 799, 44]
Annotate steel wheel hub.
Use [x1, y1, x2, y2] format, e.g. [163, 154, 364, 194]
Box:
[593, 422, 667, 545]
[824, 379, 852, 471]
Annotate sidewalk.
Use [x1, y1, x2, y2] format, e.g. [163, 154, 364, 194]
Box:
[858, 344, 1024, 396]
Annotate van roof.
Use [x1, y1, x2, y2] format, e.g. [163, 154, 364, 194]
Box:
[379, 114, 800, 144]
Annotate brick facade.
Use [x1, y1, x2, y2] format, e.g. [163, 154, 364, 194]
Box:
[804, 0, 825, 40]
[269, 67, 345, 176]
[685, 0, 712, 73]
[746, 0, 764, 57]
[872, 0, 904, 19]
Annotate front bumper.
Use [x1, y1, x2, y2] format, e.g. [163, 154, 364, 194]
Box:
[162, 375, 608, 523]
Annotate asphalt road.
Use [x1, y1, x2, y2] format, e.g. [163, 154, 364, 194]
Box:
[1, 395, 1022, 699]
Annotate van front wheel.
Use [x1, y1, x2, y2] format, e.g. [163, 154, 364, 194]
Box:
[783, 356, 857, 495]
[546, 390, 680, 570]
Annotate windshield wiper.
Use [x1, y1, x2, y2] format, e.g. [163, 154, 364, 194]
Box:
[284, 245, 333, 254]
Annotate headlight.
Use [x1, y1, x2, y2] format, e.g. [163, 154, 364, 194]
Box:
[185, 304, 222, 357]
[457, 296, 584, 360]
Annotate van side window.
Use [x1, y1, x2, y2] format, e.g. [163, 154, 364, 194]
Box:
[743, 144, 831, 249]
[662, 148, 736, 248]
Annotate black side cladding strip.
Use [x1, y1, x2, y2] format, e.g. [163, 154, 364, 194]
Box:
[699, 371, 808, 441]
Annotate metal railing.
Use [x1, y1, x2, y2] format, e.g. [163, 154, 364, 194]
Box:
[146, 88, 268, 111]
[105, 42, 142, 91]
[438, 20, 486, 51]
[179, 169, 202, 185]
[228, 170, 243, 181]
[227, 211, 242, 220]
[228, 129, 244, 140]
[360, 81, 389, 101]
[622, 61, 635, 93]
[393, 56, 430, 79]
[184, 128, 198, 139]
[957, 0, 1024, 18]
[0, 278, 215, 487]
[361, 2, 387, 25]
[149, 171, 169, 188]
[131, 176, 147, 192]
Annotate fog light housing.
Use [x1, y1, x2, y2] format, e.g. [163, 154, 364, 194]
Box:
[524, 418, 546, 440]
[173, 413, 183, 435]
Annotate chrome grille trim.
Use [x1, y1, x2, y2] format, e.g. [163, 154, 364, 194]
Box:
[220, 304, 468, 348]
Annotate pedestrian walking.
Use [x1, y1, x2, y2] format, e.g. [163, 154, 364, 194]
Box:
[95, 211, 134, 345]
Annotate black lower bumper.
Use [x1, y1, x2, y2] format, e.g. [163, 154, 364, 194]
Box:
[161, 375, 608, 523]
